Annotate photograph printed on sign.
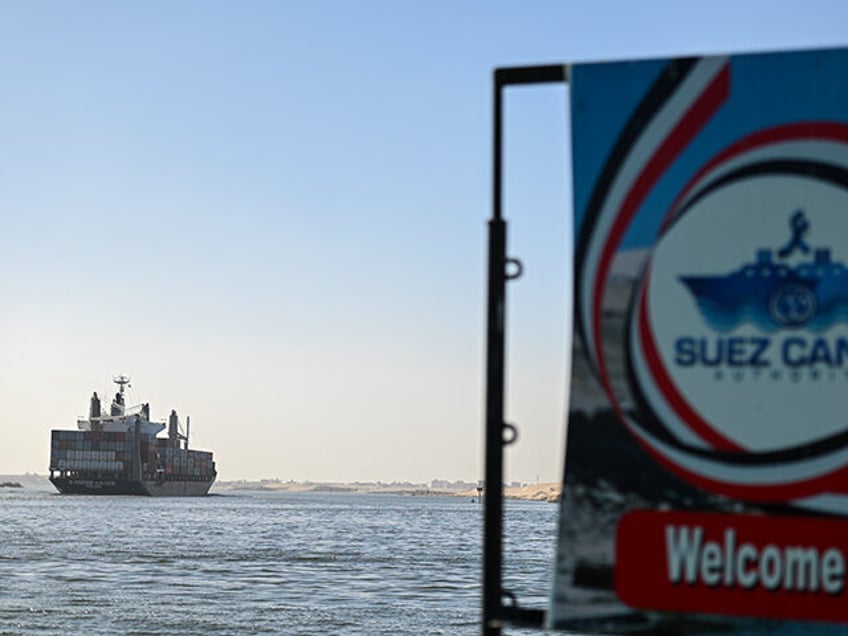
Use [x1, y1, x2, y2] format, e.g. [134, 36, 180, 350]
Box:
[550, 47, 848, 633]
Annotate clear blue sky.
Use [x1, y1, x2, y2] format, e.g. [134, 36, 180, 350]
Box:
[0, 1, 845, 482]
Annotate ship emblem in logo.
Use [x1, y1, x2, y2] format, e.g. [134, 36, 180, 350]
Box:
[679, 211, 848, 332]
[769, 283, 817, 327]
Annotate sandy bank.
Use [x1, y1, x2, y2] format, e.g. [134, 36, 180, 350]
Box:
[213, 479, 562, 502]
[457, 482, 561, 503]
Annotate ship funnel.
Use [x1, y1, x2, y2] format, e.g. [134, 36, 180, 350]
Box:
[169, 409, 180, 447]
[90, 392, 101, 419]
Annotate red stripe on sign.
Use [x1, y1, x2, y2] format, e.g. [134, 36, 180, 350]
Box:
[591, 63, 730, 406]
[660, 121, 848, 235]
[616, 510, 848, 623]
[636, 272, 745, 452]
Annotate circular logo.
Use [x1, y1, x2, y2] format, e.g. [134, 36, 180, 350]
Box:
[620, 124, 848, 511]
[769, 283, 817, 327]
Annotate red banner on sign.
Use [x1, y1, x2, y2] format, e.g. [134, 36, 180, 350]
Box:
[616, 510, 848, 622]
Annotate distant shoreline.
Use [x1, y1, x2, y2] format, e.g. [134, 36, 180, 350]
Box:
[1, 474, 561, 502]
[213, 479, 561, 502]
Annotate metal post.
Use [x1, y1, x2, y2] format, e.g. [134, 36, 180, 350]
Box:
[483, 214, 507, 635]
[483, 64, 568, 636]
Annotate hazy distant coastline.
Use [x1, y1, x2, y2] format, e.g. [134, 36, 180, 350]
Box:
[1, 473, 560, 502]
[213, 479, 561, 502]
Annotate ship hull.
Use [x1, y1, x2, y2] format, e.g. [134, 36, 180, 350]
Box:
[50, 476, 214, 496]
[141, 479, 214, 496]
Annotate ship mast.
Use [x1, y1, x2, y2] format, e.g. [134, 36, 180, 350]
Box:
[113, 374, 131, 395]
[111, 375, 131, 416]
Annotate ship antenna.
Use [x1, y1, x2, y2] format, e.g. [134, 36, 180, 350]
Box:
[113, 374, 132, 395]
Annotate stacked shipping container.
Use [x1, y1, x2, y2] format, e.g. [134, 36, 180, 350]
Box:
[50, 430, 133, 476]
[50, 430, 216, 481]
[153, 440, 215, 480]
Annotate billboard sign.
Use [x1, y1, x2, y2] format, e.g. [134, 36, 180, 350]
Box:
[550, 47, 848, 631]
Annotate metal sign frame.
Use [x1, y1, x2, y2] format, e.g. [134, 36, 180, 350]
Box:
[483, 64, 568, 636]
[486, 47, 848, 635]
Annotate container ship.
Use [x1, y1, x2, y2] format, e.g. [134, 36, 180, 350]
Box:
[49, 376, 216, 496]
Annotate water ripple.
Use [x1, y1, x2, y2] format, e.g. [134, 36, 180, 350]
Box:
[1, 491, 556, 635]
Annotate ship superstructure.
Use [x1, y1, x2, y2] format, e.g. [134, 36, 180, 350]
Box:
[49, 376, 216, 496]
